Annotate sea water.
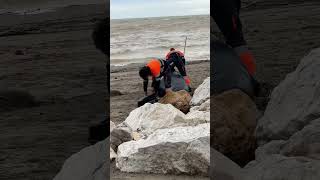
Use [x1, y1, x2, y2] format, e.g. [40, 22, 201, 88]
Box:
[111, 15, 210, 66]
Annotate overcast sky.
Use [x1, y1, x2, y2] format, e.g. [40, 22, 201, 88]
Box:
[111, 0, 210, 19]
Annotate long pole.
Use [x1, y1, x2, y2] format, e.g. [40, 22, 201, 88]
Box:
[183, 36, 187, 55]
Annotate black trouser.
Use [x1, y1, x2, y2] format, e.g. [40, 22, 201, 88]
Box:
[163, 53, 187, 89]
[212, 0, 246, 48]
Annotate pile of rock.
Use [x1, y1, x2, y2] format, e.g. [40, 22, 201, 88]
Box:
[210, 48, 320, 179]
[112, 77, 211, 176]
[242, 48, 320, 179]
[54, 48, 320, 180]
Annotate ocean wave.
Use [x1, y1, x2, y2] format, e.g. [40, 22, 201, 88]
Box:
[111, 15, 209, 65]
[111, 43, 208, 56]
[111, 46, 209, 65]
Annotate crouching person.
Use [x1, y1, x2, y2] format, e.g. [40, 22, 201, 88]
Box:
[138, 56, 191, 106]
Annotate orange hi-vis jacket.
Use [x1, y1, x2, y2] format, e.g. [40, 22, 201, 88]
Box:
[146, 58, 165, 78]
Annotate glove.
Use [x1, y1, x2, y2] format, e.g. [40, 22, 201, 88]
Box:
[184, 76, 191, 86]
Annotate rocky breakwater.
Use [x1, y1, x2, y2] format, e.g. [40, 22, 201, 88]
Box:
[114, 77, 211, 176]
[243, 48, 320, 180]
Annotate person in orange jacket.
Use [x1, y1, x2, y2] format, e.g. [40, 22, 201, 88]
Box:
[165, 47, 191, 86]
[139, 54, 191, 97]
[166, 48, 186, 64]
[212, 0, 256, 76]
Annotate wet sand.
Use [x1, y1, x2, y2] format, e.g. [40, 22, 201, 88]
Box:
[110, 61, 210, 125]
[0, 4, 107, 179]
[239, 1, 320, 86]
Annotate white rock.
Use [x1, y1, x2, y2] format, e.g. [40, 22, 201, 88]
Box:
[199, 99, 210, 111]
[185, 110, 210, 123]
[54, 138, 108, 180]
[190, 77, 210, 106]
[256, 48, 320, 145]
[244, 155, 320, 180]
[116, 123, 210, 175]
[190, 99, 210, 113]
[190, 105, 200, 112]
[124, 103, 206, 136]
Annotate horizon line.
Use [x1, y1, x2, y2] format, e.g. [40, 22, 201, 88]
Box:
[111, 13, 210, 20]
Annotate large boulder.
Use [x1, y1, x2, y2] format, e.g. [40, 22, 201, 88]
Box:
[123, 103, 206, 136]
[116, 123, 210, 175]
[190, 77, 210, 106]
[211, 89, 258, 166]
[280, 119, 320, 159]
[244, 155, 320, 180]
[159, 90, 192, 113]
[256, 48, 320, 145]
[257, 119, 320, 161]
[185, 110, 210, 123]
[244, 48, 320, 179]
[54, 139, 108, 180]
[211, 148, 245, 180]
